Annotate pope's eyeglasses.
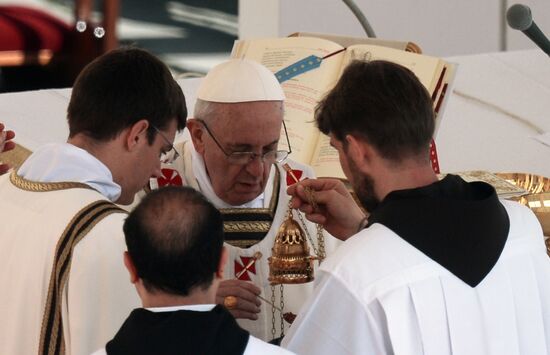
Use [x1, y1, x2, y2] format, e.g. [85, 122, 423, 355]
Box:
[196, 119, 292, 165]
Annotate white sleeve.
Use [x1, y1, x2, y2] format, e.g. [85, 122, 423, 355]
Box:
[244, 335, 297, 355]
[65, 213, 140, 355]
[282, 271, 390, 355]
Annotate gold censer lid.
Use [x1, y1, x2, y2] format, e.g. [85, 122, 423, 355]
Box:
[268, 216, 314, 285]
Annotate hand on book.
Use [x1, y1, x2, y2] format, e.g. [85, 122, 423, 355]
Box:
[216, 279, 261, 320]
[288, 178, 366, 241]
[0, 123, 15, 175]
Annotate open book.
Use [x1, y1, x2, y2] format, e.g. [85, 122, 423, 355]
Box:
[232, 34, 456, 179]
[439, 171, 527, 199]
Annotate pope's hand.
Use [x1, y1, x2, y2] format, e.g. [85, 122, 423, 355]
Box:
[0, 123, 15, 175]
[287, 178, 366, 241]
[216, 279, 261, 320]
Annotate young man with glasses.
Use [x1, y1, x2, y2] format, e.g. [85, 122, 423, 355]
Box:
[0, 48, 187, 355]
[150, 58, 340, 341]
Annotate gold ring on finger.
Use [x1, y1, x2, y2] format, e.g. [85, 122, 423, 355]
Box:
[223, 295, 238, 310]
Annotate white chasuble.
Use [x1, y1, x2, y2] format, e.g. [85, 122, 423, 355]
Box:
[158, 140, 341, 341]
[0, 144, 140, 355]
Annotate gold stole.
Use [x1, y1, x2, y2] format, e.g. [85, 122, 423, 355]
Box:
[220, 168, 280, 248]
[10, 172, 127, 355]
[38, 200, 126, 355]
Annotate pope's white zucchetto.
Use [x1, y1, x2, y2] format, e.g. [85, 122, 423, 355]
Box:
[197, 58, 285, 103]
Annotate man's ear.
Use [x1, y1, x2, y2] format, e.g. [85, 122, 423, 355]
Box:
[186, 118, 206, 155]
[215, 247, 228, 279]
[123, 251, 140, 284]
[345, 134, 376, 172]
[125, 119, 150, 152]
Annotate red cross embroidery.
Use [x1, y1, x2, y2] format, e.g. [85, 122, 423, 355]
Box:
[430, 139, 440, 174]
[286, 168, 303, 186]
[234, 256, 256, 281]
[157, 168, 183, 187]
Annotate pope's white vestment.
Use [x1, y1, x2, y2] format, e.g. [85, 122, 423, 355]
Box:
[0, 143, 139, 355]
[282, 199, 550, 355]
[154, 141, 340, 341]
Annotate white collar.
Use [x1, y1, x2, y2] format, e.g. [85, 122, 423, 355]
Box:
[146, 304, 216, 313]
[18, 143, 121, 202]
[190, 144, 275, 209]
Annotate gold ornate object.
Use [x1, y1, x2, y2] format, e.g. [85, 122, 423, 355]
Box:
[282, 163, 326, 260]
[494, 173, 550, 247]
[268, 209, 314, 285]
[494, 173, 550, 195]
[267, 164, 324, 338]
[11, 170, 92, 192]
[223, 221, 272, 233]
[223, 296, 238, 310]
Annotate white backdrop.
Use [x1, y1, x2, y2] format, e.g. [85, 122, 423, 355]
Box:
[1, 50, 549, 178]
[239, 0, 550, 56]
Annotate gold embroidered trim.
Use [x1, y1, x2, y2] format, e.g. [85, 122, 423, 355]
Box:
[220, 207, 273, 215]
[220, 168, 280, 217]
[224, 221, 272, 233]
[38, 201, 126, 355]
[10, 170, 92, 192]
[226, 240, 260, 248]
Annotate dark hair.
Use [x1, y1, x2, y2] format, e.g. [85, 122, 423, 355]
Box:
[123, 186, 224, 296]
[68, 47, 187, 143]
[316, 60, 435, 161]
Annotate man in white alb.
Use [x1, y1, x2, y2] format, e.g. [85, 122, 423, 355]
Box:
[0, 48, 187, 355]
[283, 60, 550, 354]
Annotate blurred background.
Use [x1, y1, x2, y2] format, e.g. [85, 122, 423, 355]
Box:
[0, 0, 549, 92]
[0, 0, 237, 92]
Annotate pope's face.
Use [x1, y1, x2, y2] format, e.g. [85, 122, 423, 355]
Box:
[193, 101, 284, 206]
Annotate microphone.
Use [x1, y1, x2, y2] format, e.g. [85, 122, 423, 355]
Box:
[506, 4, 550, 56]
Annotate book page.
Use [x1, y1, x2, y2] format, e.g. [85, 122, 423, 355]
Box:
[232, 37, 344, 165]
[433, 63, 458, 136]
[341, 45, 444, 94]
[288, 32, 412, 51]
[231, 38, 452, 180]
[310, 134, 346, 179]
[439, 171, 527, 198]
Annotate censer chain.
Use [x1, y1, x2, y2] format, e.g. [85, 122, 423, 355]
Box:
[293, 203, 326, 262]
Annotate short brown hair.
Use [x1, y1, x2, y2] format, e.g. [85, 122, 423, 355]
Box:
[124, 186, 224, 296]
[316, 60, 434, 161]
[68, 47, 187, 143]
